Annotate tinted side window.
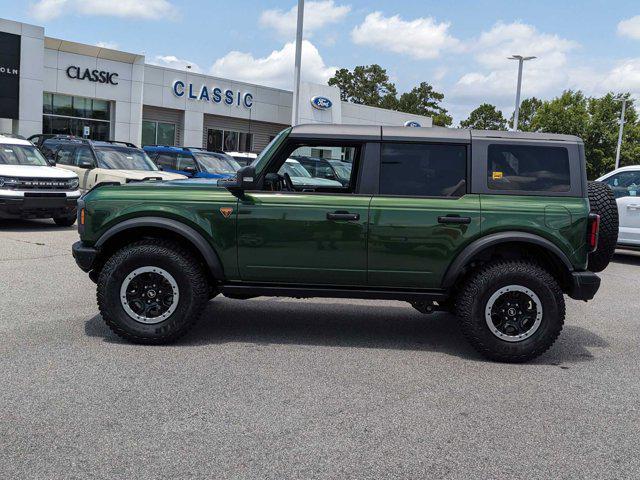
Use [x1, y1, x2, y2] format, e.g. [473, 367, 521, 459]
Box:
[74, 146, 94, 166]
[603, 171, 640, 199]
[379, 143, 467, 197]
[176, 154, 197, 171]
[487, 144, 570, 192]
[56, 145, 76, 165]
[155, 153, 176, 170]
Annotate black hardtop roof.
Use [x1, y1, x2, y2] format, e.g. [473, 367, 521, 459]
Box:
[289, 124, 582, 144]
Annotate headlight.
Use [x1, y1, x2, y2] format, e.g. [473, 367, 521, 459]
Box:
[68, 178, 79, 189]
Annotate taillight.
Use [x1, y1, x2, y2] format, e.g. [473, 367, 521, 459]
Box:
[587, 213, 600, 252]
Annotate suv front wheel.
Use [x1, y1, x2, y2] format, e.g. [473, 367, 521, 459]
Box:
[97, 239, 209, 344]
[455, 261, 565, 362]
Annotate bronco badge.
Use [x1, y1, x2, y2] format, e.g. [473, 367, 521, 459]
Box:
[220, 207, 234, 218]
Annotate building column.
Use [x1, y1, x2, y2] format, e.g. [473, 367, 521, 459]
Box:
[183, 111, 203, 147]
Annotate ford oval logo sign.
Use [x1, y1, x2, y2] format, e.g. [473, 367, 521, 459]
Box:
[311, 96, 333, 110]
[404, 121, 422, 127]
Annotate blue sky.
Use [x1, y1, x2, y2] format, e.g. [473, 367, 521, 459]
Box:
[4, 0, 640, 122]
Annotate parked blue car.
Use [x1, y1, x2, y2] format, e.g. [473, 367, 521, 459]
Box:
[143, 146, 241, 179]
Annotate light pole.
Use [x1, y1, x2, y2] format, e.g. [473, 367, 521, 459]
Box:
[509, 55, 536, 131]
[615, 97, 627, 170]
[292, 0, 305, 126]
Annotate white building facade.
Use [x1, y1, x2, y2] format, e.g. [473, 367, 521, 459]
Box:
[0, 18, 432, 152]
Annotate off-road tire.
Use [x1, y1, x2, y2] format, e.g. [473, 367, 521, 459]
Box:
[53, 214, 76, 227]
[587, 181, 618, 272]
[97, 239, 209, 344]
[455, 261, 565, 363]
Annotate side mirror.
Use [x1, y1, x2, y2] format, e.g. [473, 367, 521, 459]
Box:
[78, 160, 94, 169]
[220, 166, 256, 197]
[183, 166, 197, 176]
[48, 159, 57, 167]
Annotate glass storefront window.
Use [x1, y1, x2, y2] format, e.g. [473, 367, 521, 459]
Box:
[141, 120, 157, 146]
[223, 131, 239, 151]
[157, 123, 176, 145]
[73, 97, 91, 118]
[141, 120, 176, 146]
[43, 93, 53, 115]
[52, 94, 73, 116]
[92, 99, 109, 120]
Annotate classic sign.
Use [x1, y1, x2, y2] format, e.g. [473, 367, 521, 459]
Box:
[172, 81, 253, 109]
[66, 66, 119, 85]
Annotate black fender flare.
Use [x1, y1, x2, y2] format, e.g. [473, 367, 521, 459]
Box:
[95, 216, 224, 279]
[441, 231, 574, 288]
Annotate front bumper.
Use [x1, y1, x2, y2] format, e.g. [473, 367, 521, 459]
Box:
[72, 241, 99, 272]
[568, 271, 601, 301]
[0, 191, 80, 219]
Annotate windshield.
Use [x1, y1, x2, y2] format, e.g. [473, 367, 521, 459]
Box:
[0, 144, 49, 166]
[252, 127, 291, 174]
[328, 160, 352, 181]
[95, 147, 158, 171]
[279, 160, 311, 178]
[193, 152, 241, 174]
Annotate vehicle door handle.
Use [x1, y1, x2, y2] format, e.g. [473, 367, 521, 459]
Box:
[438, 215, 471, 225]
[627, 204, 640, 210]
[327, 211, 360, 221]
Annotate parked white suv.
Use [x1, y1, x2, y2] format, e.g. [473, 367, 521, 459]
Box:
[597, 166, 640, 248]
[0, 134, 80, 226]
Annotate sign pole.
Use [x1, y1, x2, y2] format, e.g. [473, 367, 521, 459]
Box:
[292, 0, 304, 126]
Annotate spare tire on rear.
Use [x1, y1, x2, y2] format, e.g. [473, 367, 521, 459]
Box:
[587, 181, 618, 272]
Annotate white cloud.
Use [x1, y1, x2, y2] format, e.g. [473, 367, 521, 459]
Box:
[149, 55, 203, 73]
[210, 40, 336, 90]
[260, 1, 350, 38]
[30, 0, 176, 21]
[351, 12, 461, 59]
[451, 22, 578, 105]
[618, 15, 640, 40]
[95, 41, 119, 50]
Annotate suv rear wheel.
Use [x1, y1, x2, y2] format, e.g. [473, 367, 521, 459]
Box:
[455, 261, 565, 362]
[97, 239, 209, 344]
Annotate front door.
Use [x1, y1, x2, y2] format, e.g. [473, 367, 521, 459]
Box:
[237, 143, 369, 285]
[368, 142, 480, 289]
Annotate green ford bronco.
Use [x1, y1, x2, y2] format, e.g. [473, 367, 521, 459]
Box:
[72, 125, 618, 362]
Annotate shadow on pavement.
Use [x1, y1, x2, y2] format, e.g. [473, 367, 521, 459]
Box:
[611, 250, 640, 266]
[84, 297, 606, 364]
[0, 218, 76, 232]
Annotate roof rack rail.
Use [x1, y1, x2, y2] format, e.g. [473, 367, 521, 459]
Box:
[103, 140, 138, 148]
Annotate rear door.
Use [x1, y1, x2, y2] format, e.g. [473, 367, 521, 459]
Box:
[368, 142, 480, 289]
[601, 170, 640, 245]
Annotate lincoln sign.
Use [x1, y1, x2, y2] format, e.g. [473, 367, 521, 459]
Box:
[0, 31, 21, 119]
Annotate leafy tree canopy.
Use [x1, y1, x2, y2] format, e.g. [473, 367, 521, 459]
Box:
[328, 66, 452, 126]
[459, 103, 507, 130]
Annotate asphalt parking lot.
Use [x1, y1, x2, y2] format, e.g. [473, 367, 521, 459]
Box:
[1, 219, 639, 479]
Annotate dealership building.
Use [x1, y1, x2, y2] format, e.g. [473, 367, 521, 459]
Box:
[0, 17, 432, 152]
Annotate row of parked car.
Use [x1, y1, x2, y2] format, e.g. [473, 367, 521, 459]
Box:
[0, 132, 354, 226]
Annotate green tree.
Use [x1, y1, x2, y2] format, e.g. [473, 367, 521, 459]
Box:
[509, 97, 543, 131]
[585, 93, 640, 178]
[530, 90, 590, 138]
[328, 65, 397, 107]
[396, 82, 453, 127]
[459, 103, 507, 130]
[328, 67, 453, 126]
